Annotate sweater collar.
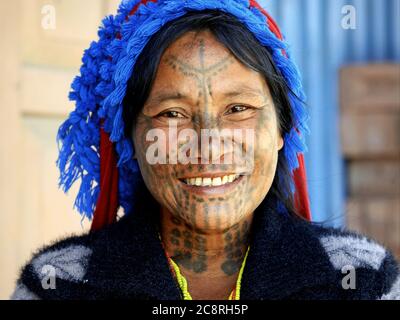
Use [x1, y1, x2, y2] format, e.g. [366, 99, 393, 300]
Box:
[240, 203, 336, 299]
[85, 192, 336, 299]
[85, 192, 182, 299]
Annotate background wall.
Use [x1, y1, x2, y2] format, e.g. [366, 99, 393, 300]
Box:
[0, 0, 121, 300]
[261, 0, 400, 226]
[0, 0, 399, 299]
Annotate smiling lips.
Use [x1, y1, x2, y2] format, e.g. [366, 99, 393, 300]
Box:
[181, 174, 241, 187]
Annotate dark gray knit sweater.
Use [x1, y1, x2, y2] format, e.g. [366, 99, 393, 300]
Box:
[11, 195, 400, 300]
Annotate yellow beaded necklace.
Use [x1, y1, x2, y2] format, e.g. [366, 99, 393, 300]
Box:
[166, 245, 250, 300]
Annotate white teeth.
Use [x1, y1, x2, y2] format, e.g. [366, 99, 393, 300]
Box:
[183, 174, 241, 187]
[203, 177, 212, 186]
[212, 177, 222, 186]
[195, 177, 202, 186]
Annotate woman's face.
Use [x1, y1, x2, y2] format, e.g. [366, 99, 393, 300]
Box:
[133, 30, 283, 233]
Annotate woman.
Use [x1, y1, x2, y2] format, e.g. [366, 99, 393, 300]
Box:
[12, 0, 399, 300]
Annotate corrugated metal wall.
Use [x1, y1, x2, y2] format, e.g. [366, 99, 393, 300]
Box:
[259, 0, 400, 226]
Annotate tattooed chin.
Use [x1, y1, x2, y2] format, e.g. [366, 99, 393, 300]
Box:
[171, 170, 252, 230]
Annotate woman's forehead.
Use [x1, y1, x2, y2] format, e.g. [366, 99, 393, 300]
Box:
[163, 29, 230, 61]
[147, 31, 269, 104]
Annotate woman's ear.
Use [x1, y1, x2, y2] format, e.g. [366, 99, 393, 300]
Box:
[277, 135, 284, 151]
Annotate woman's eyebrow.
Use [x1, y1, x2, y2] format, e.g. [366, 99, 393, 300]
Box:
[222, 86, 265, 99]
[147, 91, 191, 105]
[147, 85, 266, 105]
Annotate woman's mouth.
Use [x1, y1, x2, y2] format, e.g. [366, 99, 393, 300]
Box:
[182, 174, 241, 187]
[178, 173, 245, 196]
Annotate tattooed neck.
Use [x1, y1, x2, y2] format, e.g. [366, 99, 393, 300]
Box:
[159, 207, 252, 277]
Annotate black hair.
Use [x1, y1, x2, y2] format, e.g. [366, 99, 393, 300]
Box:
[123, 10, 303, 219]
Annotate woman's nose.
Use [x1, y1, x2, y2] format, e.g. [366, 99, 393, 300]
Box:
[192, 112, 221, 131]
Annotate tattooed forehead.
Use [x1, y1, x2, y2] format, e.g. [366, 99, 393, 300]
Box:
[142, 30, 275, 117]
[165, 30, 232, 61]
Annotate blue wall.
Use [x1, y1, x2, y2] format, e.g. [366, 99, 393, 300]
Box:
[259, 0, 400, 226]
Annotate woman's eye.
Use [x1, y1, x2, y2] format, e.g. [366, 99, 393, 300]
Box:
[226, 105, 250, 114]
[159, 111, 185, 118]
